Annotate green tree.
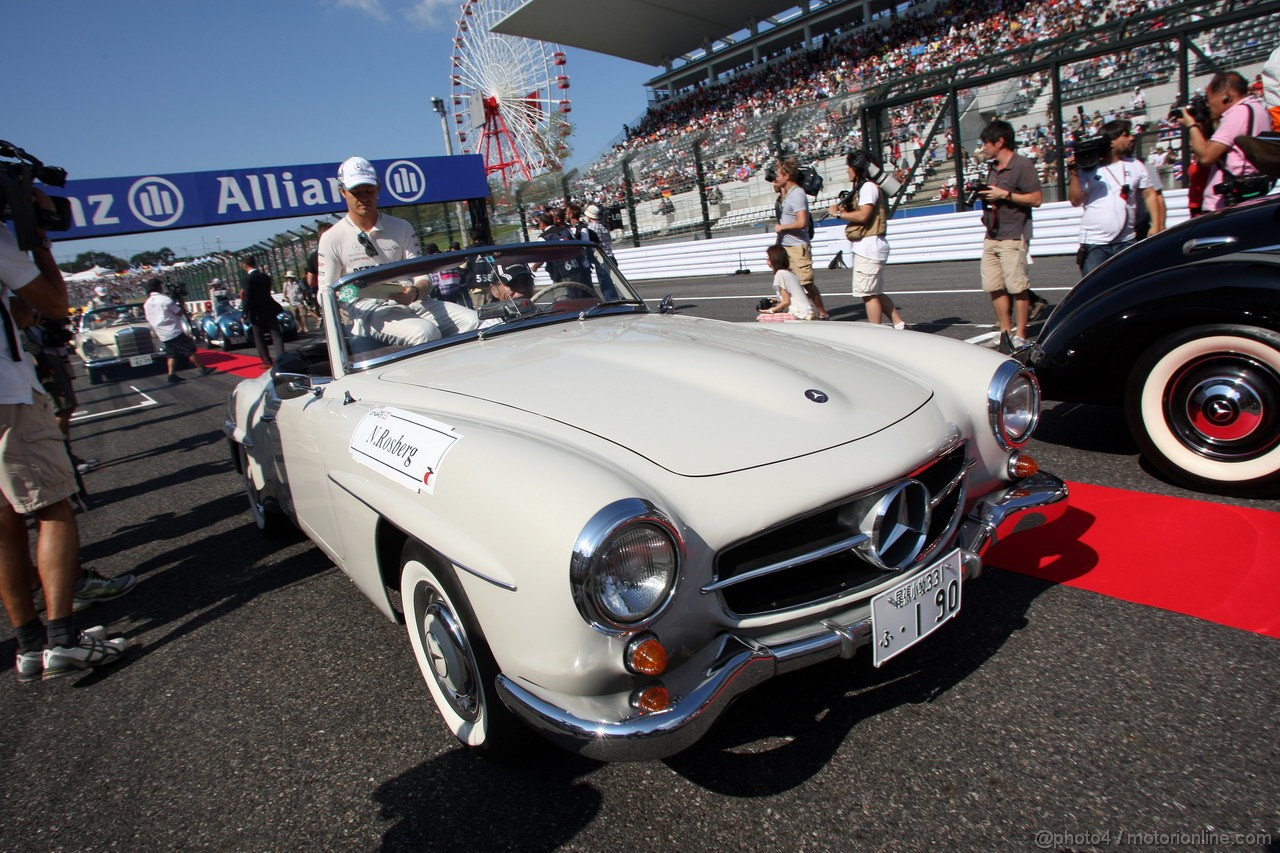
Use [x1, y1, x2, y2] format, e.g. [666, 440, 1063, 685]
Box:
[71, 251, 127, 272]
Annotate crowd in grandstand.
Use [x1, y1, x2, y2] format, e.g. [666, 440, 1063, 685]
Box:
[572, 0, 1193, 211]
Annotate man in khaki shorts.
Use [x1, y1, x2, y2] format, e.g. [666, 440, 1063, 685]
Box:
[975, 120, 1042, 349]
[0, 196, 129, 683]
[772, 156, 829, 320]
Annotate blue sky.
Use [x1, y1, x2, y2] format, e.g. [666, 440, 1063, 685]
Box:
[7, 0, 656, 265]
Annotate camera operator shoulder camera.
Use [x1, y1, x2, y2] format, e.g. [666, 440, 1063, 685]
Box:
[0, 140, 72, 253]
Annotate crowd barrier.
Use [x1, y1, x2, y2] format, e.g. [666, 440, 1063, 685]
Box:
[612, 189, 1192, 282]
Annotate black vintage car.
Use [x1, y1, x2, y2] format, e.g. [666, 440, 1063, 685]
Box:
[1029, 192, 1280, 497]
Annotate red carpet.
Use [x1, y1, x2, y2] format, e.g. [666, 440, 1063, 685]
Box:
[199, 349, 270, 379]
[985, 481, 1280, 640]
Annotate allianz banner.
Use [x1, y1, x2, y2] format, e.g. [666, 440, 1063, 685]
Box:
[51, 154, 488, 241]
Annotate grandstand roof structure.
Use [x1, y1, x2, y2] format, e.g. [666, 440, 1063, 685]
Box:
[492, 0, 802, 66]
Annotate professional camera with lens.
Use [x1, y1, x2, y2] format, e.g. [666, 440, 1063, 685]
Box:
[0, 140, 72, 252]
[963, 180, 990, 209]
[835, 189, 856, 212]
[1168, 94, 1211, 127]
[763, 163, 825, 197]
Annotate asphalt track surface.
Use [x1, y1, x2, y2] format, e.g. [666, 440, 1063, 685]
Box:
[2, 256, 1277, 852]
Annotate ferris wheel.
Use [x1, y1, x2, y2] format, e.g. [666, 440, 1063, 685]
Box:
[449, 0, 573, 187]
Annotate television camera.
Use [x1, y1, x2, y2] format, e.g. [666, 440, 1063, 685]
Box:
[0, 141, 72, 252]
[1070, 107, 1112, 172]
[763, 163, 825, 197]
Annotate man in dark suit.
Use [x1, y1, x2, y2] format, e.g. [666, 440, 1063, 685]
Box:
[239, 255, 284, 365]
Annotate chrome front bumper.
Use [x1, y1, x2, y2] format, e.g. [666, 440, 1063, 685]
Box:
[497, 472, 1068, 762]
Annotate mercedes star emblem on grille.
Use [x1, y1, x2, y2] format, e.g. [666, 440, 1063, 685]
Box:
[859, 479, 931, 570]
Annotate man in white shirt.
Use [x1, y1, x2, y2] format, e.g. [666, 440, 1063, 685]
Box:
[143, 279, 215, 382]
[316, 156, 442, 347]
[1068, 119, 1162, 276]
[0, 208, 128, 682]
[828, 150, 905, 329]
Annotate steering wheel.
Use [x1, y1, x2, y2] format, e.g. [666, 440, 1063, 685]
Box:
[531, 281, 597, 305]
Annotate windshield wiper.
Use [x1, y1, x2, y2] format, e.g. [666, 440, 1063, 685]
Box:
[579, 299, 646, 319]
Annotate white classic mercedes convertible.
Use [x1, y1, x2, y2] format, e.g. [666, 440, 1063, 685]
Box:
[225, 242, 1067, 761]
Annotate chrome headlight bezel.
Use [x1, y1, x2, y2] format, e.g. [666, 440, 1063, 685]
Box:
[988, 360, 1041, 450]
[570, 499, 683, 635]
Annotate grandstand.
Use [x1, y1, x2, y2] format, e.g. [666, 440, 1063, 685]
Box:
[496, 0, 1278, 246]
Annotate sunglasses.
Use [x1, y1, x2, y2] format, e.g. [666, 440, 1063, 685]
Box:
[357, 231, 378, 258]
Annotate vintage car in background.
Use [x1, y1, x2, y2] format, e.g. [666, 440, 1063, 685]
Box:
[225, 243, 1068, 761]
[1029, 191, 1280, 497]
[74, 302, 166, 385]
[198, 292, 298, 349]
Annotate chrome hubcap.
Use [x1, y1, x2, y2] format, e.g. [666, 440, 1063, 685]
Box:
[419, 595, 479, 720]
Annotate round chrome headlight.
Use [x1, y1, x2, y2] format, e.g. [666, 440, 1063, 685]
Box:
[571, 499, 682, 632]
[988, 361, 1041, 449]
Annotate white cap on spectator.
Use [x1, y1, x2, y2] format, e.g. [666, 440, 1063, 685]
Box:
[584, 204, 602, 221]
[338, 156, 378, 189]
[94, 285, 107, 296]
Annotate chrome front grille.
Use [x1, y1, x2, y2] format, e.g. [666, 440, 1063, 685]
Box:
[114, 327, 158, 357]
[709, 442, 970, 617]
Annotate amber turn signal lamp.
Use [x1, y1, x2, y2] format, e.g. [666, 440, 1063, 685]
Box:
[625, 634, 668, 676]
[631, 684, 671, 714]
[1008, 452, 1039, 479]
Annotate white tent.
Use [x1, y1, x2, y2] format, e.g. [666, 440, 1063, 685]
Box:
[65, 265, 114, 282]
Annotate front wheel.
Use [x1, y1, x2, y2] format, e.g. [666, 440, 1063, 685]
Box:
[1125, 325, 1280, 496]
[240, 444, 289, 536]
[400, 541, 527, 758]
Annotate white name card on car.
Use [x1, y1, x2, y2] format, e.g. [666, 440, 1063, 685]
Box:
[350, 408, 460, 495]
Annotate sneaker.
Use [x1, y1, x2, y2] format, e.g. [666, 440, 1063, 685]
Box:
[42, 626, 128, 680]
[893, 321, 907, 330]
[1012, 335, 1030, 350]
[73, 569, 137, 612]
[167, 373, 184, 384]
[74, 457, 100, 475]
[16, 649, 43, 683]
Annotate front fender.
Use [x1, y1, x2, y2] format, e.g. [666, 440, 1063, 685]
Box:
[1033, 262, 1280, 404]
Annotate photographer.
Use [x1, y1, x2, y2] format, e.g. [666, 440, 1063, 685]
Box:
[974, 120, 1042, 350]
[827, 150, 904, 329]
[1180, 71, 1273, 213]
[0, 186, 129, 681]
[1068, 119, 1162, 276]
[144, 278, 216, 383]
[771, 156, 829, 320]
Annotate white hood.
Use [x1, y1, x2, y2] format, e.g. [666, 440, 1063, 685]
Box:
[379, 315, 933, 476]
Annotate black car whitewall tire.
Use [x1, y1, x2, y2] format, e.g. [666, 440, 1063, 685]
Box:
[1126, 325, 1280, 496]
[399, 541, 525, 757]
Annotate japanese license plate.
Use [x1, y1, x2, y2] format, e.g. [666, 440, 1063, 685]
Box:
[871, 549, 963, 667]
[129, 355, 153, 367]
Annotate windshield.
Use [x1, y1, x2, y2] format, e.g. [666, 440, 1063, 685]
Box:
[325, 242, 647, 369]
[80, 305, 147, 330]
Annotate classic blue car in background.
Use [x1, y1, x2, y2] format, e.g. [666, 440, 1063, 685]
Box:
[198, 293, 298, 349]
